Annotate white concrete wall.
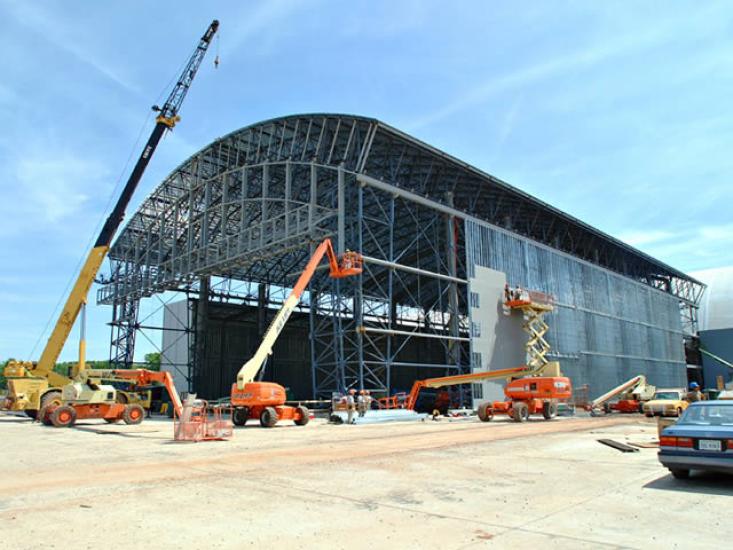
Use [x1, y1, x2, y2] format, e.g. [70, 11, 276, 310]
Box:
[469, 266, 525, 405]
[161, 299, 190, 393]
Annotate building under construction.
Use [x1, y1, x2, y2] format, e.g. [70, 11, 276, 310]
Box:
[97, 113, 705, 403]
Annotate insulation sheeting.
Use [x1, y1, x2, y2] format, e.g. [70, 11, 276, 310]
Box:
[466, 219, 686, 396]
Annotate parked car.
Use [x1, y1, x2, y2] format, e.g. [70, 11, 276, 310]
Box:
[658, 400, 733, 479]
[643, 388, 688, 417]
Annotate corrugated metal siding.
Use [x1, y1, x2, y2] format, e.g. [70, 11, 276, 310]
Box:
[466, 219, 686, 395]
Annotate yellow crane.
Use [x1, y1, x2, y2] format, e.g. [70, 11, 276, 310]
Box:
[2, 20, 219, 419]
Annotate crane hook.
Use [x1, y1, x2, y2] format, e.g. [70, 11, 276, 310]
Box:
[214, 32, 220, 69]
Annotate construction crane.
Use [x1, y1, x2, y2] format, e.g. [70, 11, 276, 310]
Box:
[587, 374, 656, 416]
[230, 238, 362, 427]
[2, 20, 219, 419]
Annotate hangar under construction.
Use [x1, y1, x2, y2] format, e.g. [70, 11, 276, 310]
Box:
[97, 113, 705, 403]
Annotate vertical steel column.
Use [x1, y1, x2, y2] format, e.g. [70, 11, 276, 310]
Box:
[445, 192, 460, 371]
[356, 179, 364, 389]
[261, 163, 269, 247]
[308, 241, 318, 398]
[307, 163, 323, 392]
[330, 166, 347, 391]
[386, 194, 396, 394]
[239, 167, 248, 245]
[285, 160, 291, 236]
[194, 276, 210, 393]
[256, 282, 268, 381]
[309, 162, 317, 234]
[172, 201, 179, 273]
[337, 163, 345, 254]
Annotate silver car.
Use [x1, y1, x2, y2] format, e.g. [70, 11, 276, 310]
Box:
[658, 401, 733, 479]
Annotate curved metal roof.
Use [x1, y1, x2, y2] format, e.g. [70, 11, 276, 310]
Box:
[109, 113, 703, 304]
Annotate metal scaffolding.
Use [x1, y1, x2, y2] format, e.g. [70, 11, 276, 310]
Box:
[98, 113, 705, 399]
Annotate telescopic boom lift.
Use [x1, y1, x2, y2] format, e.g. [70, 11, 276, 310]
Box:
[230, 238, 362, 427]
[2, 20, 219, 419]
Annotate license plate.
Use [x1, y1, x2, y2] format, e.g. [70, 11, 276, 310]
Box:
[698, 439, 722, 451]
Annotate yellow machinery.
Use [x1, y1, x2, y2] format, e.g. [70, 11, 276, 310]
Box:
[504, 289, 555, 371]
[377, 288, 564, 416]
[2, 20, 219, 419]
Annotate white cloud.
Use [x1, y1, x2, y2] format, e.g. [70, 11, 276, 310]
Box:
[618, 223, 733, 273]
[3, 1, 139, 94]
[224, 0, 314, 54]
[17, 155, 95, 222]
[405, 8, 718, 131]
[617, 230, 677, 247]
[699, 223, 733, 242]
[1, 150, 110, 232]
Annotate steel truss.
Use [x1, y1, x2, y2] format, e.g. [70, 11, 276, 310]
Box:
[98, 114, 705, 398]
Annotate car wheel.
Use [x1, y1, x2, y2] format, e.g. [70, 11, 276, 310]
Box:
[670, 469, 690, 479]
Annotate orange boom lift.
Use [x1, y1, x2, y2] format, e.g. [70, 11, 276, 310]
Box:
[479, 290, 572, 422]
[230, 238, 362, 427]
[380, 288, 572, 422]
[39, 369, 182, 428]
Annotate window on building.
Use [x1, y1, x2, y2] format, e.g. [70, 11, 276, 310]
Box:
[470, 291, 480, 308]
[471, 321, 481, 337]
[472, 351, 482, 368]
[472, 384, 484, 399]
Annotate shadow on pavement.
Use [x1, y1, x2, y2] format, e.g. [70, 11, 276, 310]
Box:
[0, 416, 33, 423]
[645, 471, 733, 496]
[72, 425, 166, 439]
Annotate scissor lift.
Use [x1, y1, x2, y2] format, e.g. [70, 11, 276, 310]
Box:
[504, 289, 555, 371]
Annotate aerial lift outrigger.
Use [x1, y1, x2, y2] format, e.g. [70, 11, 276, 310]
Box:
[2, 20, 219, 418]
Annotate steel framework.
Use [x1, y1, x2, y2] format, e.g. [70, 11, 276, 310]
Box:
[98, 114, 705, 398]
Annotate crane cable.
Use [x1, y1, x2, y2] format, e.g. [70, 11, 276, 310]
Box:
[26, 43, 201, 361]
[26, 109, 155, 361]
[214, 32, 220, 68]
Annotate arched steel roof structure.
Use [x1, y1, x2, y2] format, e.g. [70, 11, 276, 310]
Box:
[98, 113, 704, 398]
[105, 113, 701, 299]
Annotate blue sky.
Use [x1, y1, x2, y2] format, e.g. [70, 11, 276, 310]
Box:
[1, 1, 731, 362]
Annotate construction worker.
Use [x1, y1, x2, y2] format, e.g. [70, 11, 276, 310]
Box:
[686, 382, 705, 402]
[357, 390, 367, 417]
[513, 284, 522, 301]
[346, 389, 356, 424]
[365, 390, 372, 411]
[504, 283, 511, 302]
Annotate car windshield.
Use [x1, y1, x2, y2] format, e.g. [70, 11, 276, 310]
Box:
[653, 392, 679, 400]
[678, 404, 733, 426]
